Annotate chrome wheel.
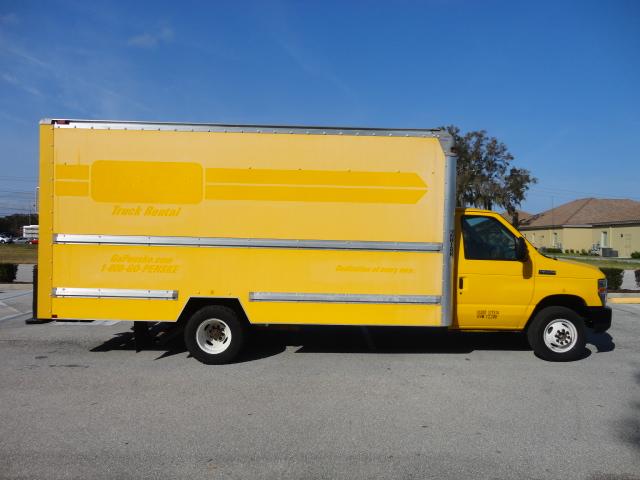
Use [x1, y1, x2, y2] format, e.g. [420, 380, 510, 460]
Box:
[195, 318, 232, 354]
[543, 319, 577, 353]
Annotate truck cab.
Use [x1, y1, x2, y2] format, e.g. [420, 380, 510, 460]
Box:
[453, 208, 611, 360]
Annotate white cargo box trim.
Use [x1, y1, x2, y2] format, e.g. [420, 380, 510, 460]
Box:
[53, 288, 178, 300]
[42, 119, 450, 142]
[54, 234, 442, 252]
[249, 292, 440, 304]
[440, 151, 457, 327]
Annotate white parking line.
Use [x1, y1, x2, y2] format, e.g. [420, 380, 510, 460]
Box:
[0, 311, 32, 322]
[0, 290, 33, 301]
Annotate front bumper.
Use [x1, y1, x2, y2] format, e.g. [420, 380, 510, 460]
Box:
[583, 306, 612, 333]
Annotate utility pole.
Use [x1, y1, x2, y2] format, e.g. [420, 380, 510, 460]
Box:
[550, 196, 554, 249]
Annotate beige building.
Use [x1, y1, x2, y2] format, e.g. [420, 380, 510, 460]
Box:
[515, 198, 640, 258]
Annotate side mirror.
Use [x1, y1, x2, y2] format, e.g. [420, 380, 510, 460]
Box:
[516, 237, 528, 261]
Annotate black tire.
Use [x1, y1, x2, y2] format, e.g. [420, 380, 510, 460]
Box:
[184, 305, 246, 364]
[527, 306, 586, 361]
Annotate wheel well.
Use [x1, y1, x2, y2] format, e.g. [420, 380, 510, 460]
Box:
[525, 295, 587, 331]
[177, 297, 250, 326]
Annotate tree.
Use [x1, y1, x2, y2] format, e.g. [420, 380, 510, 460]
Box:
[0, 214, 38, 237]
[445, 125, 536, 219]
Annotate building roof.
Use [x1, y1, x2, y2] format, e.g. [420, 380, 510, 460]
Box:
[501, 210, 532, 226]
[520, 198, 640, 229]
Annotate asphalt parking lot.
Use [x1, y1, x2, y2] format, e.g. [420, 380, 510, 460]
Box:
[0, 286, 638, 480]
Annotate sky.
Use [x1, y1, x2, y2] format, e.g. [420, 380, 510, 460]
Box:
[0, 0, 638, 216]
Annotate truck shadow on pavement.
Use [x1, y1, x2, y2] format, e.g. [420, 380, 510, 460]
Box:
[90, 327, 187, 360]
[90, 324, 287, 363]
[585, 330, 615, 353]
[261, 327, 614, 358]
[266, 327, 531, 355]
[91, 324, 615, 362]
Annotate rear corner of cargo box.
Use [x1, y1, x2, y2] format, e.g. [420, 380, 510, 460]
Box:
[35, 120, 54, 321]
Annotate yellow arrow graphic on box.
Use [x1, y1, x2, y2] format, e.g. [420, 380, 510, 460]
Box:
[204, 168, 428, 204]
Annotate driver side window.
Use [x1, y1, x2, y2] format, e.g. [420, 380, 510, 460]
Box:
[461, 215, 518, 260]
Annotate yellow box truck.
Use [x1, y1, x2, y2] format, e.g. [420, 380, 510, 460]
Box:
[35, 119, 611, 363]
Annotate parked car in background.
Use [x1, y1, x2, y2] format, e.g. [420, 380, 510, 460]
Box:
[0, 234, 12, 244]
[13, 237, 30, 244]
[29, 239, 39, 245]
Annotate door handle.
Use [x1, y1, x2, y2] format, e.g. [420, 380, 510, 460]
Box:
[458, 277, 464, 290]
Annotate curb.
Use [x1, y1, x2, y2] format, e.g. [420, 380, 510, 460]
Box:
[609, 297, 640, 304]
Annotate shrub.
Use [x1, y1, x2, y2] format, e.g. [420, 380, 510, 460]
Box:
[580, 249, 587, 255]
[543, 247, 563, 254]
[631, 251, 640, 259]
[0, 263, 17, 283]
[600, 267, 623, 290]
[635, 269, 640, 288]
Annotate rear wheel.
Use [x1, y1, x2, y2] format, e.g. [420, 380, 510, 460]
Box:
[184, 305, 246, 364]
[527, 306, 586, 361]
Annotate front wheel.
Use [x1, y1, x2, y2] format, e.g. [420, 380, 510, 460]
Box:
[184, 306, 246, 364]
[527, 306, 586, 361]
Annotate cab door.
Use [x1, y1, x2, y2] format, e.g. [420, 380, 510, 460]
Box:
[454, 214, 534, 329]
